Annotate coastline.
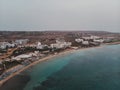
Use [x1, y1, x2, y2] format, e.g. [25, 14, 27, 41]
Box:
[104, 41, 120, 45]
[0, 43, 119, 87]
[0, 49, 76, 86]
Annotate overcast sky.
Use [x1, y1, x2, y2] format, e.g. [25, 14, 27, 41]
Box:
[0, 0, 119, 32]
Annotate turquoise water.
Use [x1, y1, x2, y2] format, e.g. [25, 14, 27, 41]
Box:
[1, 45, 120, 90]
[23, 54, 75, 90]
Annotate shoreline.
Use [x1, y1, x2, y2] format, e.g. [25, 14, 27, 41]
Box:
[0, 49, 76, 86]
[104, 41, 120, 45]
[0, 43, 119, 86]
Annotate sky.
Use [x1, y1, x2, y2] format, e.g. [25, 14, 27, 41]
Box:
[0, 0, 120, 32]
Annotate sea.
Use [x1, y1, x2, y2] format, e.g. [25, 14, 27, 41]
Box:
[0, 45, 120, 90]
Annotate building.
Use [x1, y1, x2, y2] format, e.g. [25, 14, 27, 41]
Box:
[50, 39, 72, 49]
[90, 36, 100, 40]
[75, 38, 84, 43]
[82, 37, 91, 40]
[15, 39, 29, 45]
[82, 41, 89, 46]
[0, 42, 15, 49]
[36, 42, 49, 49]
[93, 39, 104, 43]
[12, 54, 32, 61]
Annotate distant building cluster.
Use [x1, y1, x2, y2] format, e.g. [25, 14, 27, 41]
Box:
[75, 35, 105, 47]
[0, 39, 29, 49]
[50, 38, 72, 49]
[0, 35, 117, 51]
[0, 42, 15, 49]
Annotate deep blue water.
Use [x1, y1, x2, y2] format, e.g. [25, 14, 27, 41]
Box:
[1, 45, 120, 90]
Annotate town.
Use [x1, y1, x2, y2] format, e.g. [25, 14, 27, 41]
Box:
[0, 31, 120, 81]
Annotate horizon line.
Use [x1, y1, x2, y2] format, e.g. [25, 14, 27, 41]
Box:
[0, 30, 119, 33]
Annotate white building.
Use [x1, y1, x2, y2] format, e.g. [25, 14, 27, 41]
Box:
[90, 36, 100, 40]
[50, 40, 72, 49]
[12, 54, 32, 61]
[75, 38, 84, 43]
[82, 41, 89, 46]
[0, 42, 15, 49]
[93, 39, 104, 43]
[36, 42, 43, 49]
[15, 39, 29, 45]
[82, 35, 101, 40]
[36, 42, 48, 49]
[82, 37, 91, 40]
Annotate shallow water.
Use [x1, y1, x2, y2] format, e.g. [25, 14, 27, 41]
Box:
[1, 45, 120, 90]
